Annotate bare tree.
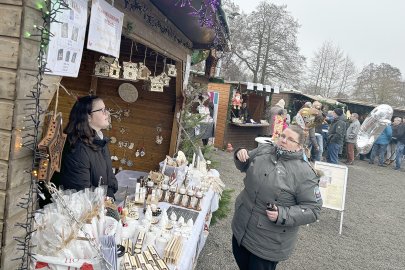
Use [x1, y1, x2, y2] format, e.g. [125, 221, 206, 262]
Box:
[305, 41, 356, 97]
[354, 63, 404, 105]
[221, 1, 304, 85]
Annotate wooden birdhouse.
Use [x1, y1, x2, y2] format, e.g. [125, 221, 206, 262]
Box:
[138, 62, 151, 80]
[122, 62, 138, 80]
[166, 64, 177, 77]
[94, 56, 121, 78]
[160, 72, 171, 87]
[149, 75, 164, 92]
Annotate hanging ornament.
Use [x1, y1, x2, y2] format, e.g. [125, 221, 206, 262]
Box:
[140, 147, 146, 157]
[110, 136, 117, 144]
[149, 53, 164, 92]
[138, 47, 151, 80]
[126, 159, 134, 167]
[166, 63, 177, 77]
[128, 142, 134, 150]
[122, 41, 139, 80]
[155, 125, 163, 144]
[123, 109, 131, 117]
[135, 149, 140, 157]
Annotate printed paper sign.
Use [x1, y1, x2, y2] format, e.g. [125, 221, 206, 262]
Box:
[87, 0, 124, 58]
[45, 0, 88, 77]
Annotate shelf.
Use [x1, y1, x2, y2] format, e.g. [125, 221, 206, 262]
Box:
[92, 74, 143, 83]
[231, 123, 270, 127]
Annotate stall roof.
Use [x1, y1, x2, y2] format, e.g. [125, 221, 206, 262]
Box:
[337, 99, 405, 113]
[150, 0, 230, 50]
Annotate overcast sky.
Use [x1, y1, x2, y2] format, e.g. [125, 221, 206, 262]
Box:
[231, 0, 405, 76]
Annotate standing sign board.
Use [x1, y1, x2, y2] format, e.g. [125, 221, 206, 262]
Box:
[87, 0, 124, 58]
[45, 0, 88, 77]
[314, 161, 348, 234]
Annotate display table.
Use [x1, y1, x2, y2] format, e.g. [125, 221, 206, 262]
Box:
[119, 188, 220, 270]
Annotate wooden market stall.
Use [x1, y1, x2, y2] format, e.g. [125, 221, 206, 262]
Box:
[208, 81, 294, 150]
[0, 0, 229, 268]
[337, 99, 405, 121]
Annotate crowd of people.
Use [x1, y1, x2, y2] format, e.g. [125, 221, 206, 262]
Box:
[231, 99, 404, 270]
[265, 99, 404, 168]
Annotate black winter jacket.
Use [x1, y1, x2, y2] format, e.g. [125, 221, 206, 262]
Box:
[328, 115, 347, 146]
[60, 137, 118, 198]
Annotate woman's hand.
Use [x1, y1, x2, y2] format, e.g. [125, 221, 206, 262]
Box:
[266, 205, 279, 222]
[236, 149, 249, 162]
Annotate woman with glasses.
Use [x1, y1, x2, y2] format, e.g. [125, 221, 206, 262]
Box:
[59, 96, 118, 199]
[232, 125, 322, 270]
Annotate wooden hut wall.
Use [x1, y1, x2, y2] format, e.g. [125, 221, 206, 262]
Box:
[55, 39, 177, 173]
[207, 83, 231, 149]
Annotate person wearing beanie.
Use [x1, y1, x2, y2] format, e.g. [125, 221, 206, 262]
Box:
[334, 108, 343, 117]
[327, 108, 347, 164]
[266, 99, 286, 135]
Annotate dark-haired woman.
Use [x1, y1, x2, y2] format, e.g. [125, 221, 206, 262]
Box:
[232, 125, 322, 270]
[59, 96, 118, 198]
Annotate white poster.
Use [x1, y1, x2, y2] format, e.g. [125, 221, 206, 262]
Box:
[314, 161, 348, 211]
[87, 0, 124, 58]
[45, 0, 88, 77]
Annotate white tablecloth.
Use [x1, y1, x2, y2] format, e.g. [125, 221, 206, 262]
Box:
[119, 188, 220, 270]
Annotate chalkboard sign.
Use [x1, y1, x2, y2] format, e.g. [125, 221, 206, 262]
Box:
[166, 206, 199, 223]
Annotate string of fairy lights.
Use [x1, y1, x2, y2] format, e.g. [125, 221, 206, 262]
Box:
[15, 0, 69, 269]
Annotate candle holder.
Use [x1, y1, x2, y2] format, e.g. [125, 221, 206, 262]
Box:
[146, 181, 154, 196]
[177, 187, 186, 206]
[194, 191, 203, 211]
[168, 186, 177, 204]
[160, 184, 169, 202]
[185, 189, 194, 209]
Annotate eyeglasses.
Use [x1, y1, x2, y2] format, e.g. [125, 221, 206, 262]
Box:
[279, 133, 300, 145]
[91, 107, 108, 114]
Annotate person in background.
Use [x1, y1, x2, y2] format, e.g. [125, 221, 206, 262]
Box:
[393, 118, 405, 170]
[345, 113, 360, 165]
[240, 102, 251, 122]
[272, 109, 288, 140]
[60, 96, 118, 199]
[232, 125, 322, 270]
[369, 124, 392, 167]
[312, 101, 326, 161]
[266, 99, 285, 136]
[385, 117, 402, 165]
[327, 108, 346, 164]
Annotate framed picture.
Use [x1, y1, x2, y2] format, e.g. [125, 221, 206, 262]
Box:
[314, 161, 348, 211]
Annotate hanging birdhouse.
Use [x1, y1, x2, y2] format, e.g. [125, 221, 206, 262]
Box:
[160, 72, 171, 87]
[166, 64, 177, 77]
[94, 56, 121, 78]
[138, 62, 151, 80]
[149, 75, 164, 92]
[122, 61, 138, 80]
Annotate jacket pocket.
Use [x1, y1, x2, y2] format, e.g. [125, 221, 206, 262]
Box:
[256, 215, 283, 245]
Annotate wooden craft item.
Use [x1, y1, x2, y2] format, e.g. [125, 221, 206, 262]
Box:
[156, 259, 169, 270]
[37, 113, 67, 182]
[148, 171, 164, 184]
[94, 56, 121, 78]
[138, 63, 151, 80]
[118, 83, 138, 103]
[144, 264, 154, 270]
[122, 61, 138, 80]
[130, 255, 139, 269]
[149, 76, 164, 92]
[160, 72, 171, 87]
[163, 236, 183, 265]
[144, 250, 155, 265]
[147, 246, 160, 261]
[136, 231, 145, 248]
[127, 239, 133, 255]
[166, 64, 177, 77]
[123, 253, 132, 270]
[136, 253, 147, 268]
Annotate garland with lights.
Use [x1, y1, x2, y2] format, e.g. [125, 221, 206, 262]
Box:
[123, 0, 193, 49]
[14, 1, 70, 268]
[123, 0, 229, 50]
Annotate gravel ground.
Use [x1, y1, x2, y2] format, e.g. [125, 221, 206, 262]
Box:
[196, 150, 405, 270]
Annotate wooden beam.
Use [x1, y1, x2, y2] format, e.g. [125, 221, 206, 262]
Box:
[169, 61, 183, 155]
